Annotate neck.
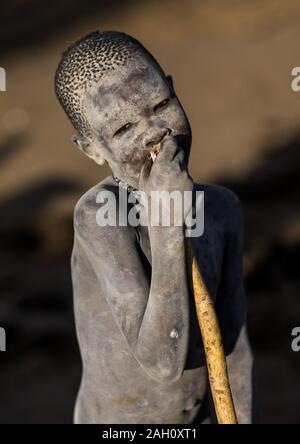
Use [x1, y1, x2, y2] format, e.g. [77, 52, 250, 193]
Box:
[112, 175, 143, 201]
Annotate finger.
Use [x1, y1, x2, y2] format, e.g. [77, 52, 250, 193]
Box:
[156, 135, 178, 163]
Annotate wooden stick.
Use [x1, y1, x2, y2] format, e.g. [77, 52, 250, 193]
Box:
[188, 241, 238, 424]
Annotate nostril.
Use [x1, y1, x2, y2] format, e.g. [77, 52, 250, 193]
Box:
[146, 140, 155, 148]
[146, 128, 172, 148]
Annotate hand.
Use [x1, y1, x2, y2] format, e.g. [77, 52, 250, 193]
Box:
[138, 135, 194, 226]
[138, 135, 193, 195]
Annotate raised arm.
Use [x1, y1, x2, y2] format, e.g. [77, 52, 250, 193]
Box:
[215, 190, 256, 424]
[74, 193, 190, 384]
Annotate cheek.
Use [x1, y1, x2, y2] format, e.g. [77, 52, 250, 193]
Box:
[112, 132, 145, 164]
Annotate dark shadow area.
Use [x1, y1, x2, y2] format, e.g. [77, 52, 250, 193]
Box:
[215, 133, 300, 424]
[0, 134, 28, 166]
[0, 178, 83, 423]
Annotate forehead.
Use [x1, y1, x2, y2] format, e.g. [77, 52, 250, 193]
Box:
[84, 61, 169, 126]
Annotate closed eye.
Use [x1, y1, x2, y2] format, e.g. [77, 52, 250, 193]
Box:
[114, 122, 132, 136]
[154, 98, 170, 112]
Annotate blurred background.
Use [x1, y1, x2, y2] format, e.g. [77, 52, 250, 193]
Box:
[0, 0, 300, 424]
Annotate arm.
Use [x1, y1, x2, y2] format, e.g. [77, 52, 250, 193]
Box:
[136, 224, 190, 382]
[74, 195, 190, 384]
[215, 191, 256, 424]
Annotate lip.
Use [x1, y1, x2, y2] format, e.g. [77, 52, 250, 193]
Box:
[122, 131, 191, 166]
[145, 133, 190, 163]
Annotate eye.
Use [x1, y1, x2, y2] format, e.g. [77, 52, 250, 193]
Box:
[154, 98, 170, 112]
[114, 122, 132, 136]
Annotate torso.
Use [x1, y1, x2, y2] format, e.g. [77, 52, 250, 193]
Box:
[72, 177, 227, 424]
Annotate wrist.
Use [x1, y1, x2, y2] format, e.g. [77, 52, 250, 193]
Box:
[148, 224, 186, 242]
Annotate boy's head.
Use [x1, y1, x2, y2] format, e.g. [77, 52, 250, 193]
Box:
[55, 31, 191, 188]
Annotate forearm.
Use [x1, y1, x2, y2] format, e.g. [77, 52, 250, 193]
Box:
[136, 225, 190, 383]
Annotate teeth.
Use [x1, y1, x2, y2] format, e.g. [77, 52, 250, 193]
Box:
[149, 143, 161, 163]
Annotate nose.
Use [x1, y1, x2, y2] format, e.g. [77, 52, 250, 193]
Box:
[144, 127, 171, 149]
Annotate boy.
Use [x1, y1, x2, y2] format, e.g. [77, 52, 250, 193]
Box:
[55, 31, 255, 424]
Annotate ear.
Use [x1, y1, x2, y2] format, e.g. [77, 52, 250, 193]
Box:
[72, 133, 90, 153]
[72, 133, 106, 166]
[166, 74, 175, 96]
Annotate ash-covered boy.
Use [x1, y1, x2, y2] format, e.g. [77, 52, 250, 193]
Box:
[55, 31, 255, 424]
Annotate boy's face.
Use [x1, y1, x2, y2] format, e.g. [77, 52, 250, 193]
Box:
[83, 58, 192, 187]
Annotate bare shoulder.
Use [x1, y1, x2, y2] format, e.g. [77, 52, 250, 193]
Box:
[73, 176, 135, 244]
[74, 176, 113, 228]
[194, 182, 243, 236]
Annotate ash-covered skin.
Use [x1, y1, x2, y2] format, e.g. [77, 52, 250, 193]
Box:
[55, 31, 256, 424]
[84, 63, 191, 188]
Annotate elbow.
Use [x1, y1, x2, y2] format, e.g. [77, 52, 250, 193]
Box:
[138, 349, 185, 384]
[145, 365, 184, 384]
[164, 368, 185, 384]
[135, 333, 188, 384]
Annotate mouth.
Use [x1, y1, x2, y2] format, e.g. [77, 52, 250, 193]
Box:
[142, 142, 161, 177]
[148, 143, 161, 163]
[144, 132, 190, 176]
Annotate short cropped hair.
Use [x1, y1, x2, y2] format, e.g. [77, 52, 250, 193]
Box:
[55, 31, 163, 137]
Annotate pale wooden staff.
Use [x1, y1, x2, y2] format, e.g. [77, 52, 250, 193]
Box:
[187, 240, 237, 424]
[149, 143, 238, 424]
